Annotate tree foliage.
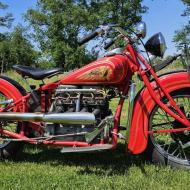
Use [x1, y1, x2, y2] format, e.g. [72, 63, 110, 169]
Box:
[0, 1, 37, 72]
[173, 0, 190, 50]
[0, 1, 13, 28]
[0, 26, 38, 72]
[26, 0, 147, 70]
[9, 26, 38, 67]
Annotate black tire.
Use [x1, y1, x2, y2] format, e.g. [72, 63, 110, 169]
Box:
[0, 92, 23, 159]
[147, 88, 190, 169]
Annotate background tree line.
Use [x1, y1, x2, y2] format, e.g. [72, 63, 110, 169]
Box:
[0, 0, 189, 72]
[173, 0, 190, 54]
[0, 0, 147, 71]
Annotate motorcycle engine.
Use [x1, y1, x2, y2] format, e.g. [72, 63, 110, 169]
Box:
[45, 85, 115, 142]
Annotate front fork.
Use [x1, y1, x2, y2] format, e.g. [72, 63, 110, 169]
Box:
[127, 81, 136, 129]
[136, 51, 190, 132]
[141, 69, 190, 133]
[111, 80, 136, 149]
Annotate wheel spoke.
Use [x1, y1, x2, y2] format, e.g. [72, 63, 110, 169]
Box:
[152, 122, 172, 127]
[149, 91, 190, 165]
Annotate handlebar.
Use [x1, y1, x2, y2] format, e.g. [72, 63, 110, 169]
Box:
[104, 40, 115, 50]
[104, 34, 123, 50]
[78, 24, 123, 46]
[78, 30, 100, 45]
[153, 54, 181, 72]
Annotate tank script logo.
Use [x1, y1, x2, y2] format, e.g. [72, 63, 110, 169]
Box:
[78, 66, 112, 81]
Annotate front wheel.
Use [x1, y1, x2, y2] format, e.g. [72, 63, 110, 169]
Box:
[147, 88, 190, 169]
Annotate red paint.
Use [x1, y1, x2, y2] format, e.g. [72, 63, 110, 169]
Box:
[128, 71, 190, 154]
[60, 55, 129, 85]
[0, 79, 23, 111]
[148, 127, 190, 134]
[0, 37, 189, 158]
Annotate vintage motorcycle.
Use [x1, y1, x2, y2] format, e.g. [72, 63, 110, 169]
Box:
[0, 22, 189, 169]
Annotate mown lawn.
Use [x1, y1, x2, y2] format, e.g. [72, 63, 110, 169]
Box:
[0, 63, 190, 190]
[1, 144, 190, 190]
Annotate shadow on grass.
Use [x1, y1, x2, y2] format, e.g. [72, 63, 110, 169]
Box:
[13, 143, 149, 176]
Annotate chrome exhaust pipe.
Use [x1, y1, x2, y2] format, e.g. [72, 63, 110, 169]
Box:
[0, 112, 95, 125]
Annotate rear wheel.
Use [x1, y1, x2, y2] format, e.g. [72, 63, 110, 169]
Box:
[147, 88, 190, 169]
[0, 92, 23, 159]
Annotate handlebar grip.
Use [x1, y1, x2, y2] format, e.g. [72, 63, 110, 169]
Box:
[104, 40, 115, 50]
[153, 54, 181, 72]
[78, 30, 99, 45]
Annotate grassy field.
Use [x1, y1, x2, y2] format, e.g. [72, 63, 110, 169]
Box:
[0, 63, 190, 190]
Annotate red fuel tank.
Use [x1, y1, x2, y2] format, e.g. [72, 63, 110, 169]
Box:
[60, 55, 129, 85]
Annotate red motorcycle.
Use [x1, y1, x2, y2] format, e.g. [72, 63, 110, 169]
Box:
[0, 22, 189, 169]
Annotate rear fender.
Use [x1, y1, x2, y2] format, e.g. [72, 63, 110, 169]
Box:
[128, 71, 190, 154]
[0, 77, 24, 110]
[0, 75, 26, 95]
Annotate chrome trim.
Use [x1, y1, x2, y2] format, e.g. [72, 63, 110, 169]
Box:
[55, 88, 99, 93]
[0, 99, 13, 105]
[60, 144, 113, 153]
[85, 116, 114, 143]
[76, 94, 81, 112]
[127, 81, 136, 129]
[137, 57, 147, 70]
[135, 21, 146, 38]
[0, 112, 95, 125]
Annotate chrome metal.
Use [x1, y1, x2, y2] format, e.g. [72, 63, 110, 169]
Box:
[145, 32, 167, 57]
[76, 94, 81, 112]
[85, 116, 114, 143]
[0, 99, 13, 105]
[60, 144, 113, 153]
[0, 112, 95, 125]
[158, 33, 167, 57]
[181, 141, 190, 149]
[111, 132, 126, 140]
[135, 45, 147, 70]
[104, 48, 123, 57]
[135, 21, 147, 38]
[127, 81, 136, 129]
[55, 88, 99, 93]
[137, 57, 147, 70]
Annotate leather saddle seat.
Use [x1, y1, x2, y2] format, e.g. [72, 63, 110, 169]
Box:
[12, 65, 64, 80]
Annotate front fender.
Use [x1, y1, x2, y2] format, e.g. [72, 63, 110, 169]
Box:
[127, 71, 190, 154]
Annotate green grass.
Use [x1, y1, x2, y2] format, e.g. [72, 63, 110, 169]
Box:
[0, 63, 189, 190]
[1, 145, 190, 190]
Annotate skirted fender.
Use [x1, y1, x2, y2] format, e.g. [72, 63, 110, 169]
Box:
[0, 77, 24, 109]
[127, 71, 190, 154]
[0, 75, 26, 96]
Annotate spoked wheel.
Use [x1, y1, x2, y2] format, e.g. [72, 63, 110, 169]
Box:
[147, 88, 190, 169]
[0, 92, 23, 159]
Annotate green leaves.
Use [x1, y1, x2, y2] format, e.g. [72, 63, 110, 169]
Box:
[0, 26, 38, 72]
[173, 0, 190, 50]
[0, 1, 13, 29]
[26, 0, 147, 70]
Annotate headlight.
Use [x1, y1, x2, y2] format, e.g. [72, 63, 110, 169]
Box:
[145, 32, 167, 57]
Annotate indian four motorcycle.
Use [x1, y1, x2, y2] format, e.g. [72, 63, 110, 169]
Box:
[0, 22, 189, 169]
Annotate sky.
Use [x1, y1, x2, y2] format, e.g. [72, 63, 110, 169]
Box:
[0, 0, 189, 55]
[142, 0, 189, 55]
